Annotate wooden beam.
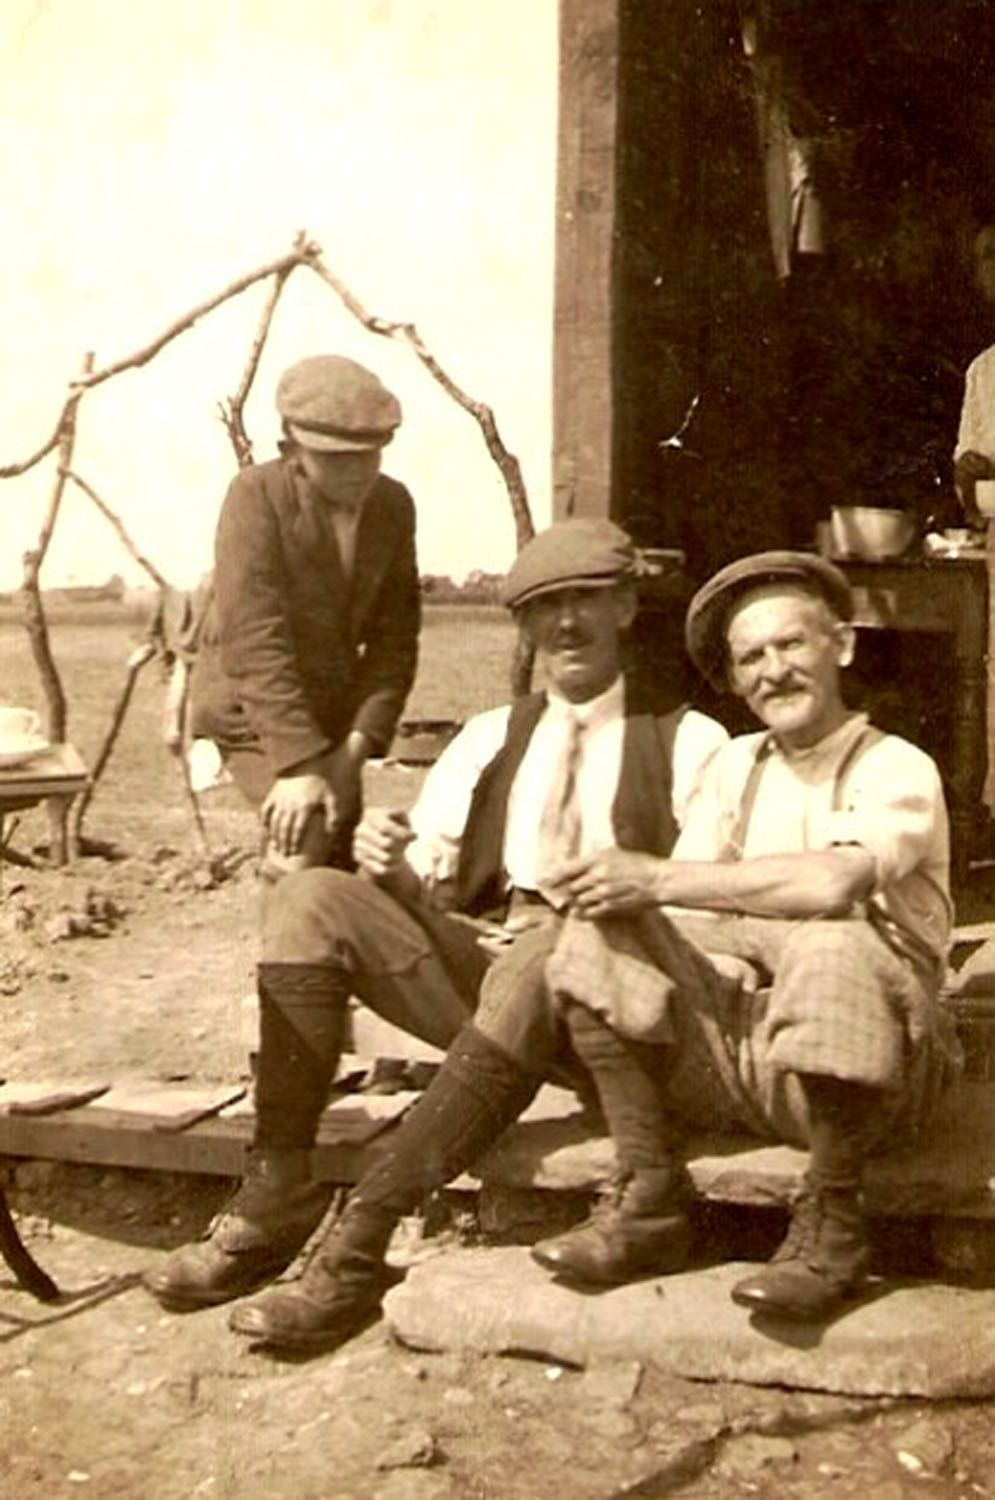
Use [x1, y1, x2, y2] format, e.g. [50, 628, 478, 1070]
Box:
[552, 0, 621, 521]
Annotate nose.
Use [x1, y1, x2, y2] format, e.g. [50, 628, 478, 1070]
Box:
[551, 595, 582, 627]
[758, 645, 792, 679]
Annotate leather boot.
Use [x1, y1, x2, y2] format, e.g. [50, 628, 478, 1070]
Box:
[229, 1024, 540, 1350]
[229, 1202, 397, 1350]
[531, 1003, 693, 1285]
[143, 1148, 332, 1311]
[530, 1163, 694, 1284]
[730, 1182, 871, 1321]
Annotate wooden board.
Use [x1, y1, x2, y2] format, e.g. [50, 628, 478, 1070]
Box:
[3, 1074, 995, 1223]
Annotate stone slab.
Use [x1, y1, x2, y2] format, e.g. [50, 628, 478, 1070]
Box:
[472, 1078, 995, 1220]
[384, 1245, 995, 1398]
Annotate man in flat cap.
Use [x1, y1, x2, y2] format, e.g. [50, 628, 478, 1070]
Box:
[145, 517, 727, 1343]
[521, 549, 962, 1321]
[187, 353, 419, 874]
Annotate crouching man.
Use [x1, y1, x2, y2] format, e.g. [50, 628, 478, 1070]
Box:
[143, 518, 727, 1345]
[529, 549, 963, 1320]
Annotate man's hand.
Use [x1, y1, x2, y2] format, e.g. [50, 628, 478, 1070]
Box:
[954, 450, 995, 513]
[545, 848, 664, 919]
[262, 737, 368, 858]
[955, 450, 994, 483]
[262, 771, 332, 857]
[353, 807, 415, 880]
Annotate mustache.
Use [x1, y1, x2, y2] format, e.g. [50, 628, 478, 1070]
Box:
[759, 680, 807, 700]
[549, 627, 592, 648]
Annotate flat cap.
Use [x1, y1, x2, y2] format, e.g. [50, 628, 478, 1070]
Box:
[685, 549, 853, 686]
[276, 355, 401, 451]
[500, 519, 636, 609]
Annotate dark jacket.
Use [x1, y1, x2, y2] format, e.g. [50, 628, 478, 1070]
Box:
[190, 457, 419, 776]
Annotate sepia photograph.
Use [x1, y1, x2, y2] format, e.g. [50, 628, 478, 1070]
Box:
[3, 3, 995, 1495]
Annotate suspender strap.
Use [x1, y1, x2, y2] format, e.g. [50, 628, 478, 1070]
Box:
[730, 721, 884, 858]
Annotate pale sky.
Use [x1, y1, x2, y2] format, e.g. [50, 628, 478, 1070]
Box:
[0, 0, 558, 590]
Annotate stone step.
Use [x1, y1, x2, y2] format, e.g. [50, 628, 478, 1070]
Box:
[383, 1246, 995, 1399]
[2, 1073, 995, 1228]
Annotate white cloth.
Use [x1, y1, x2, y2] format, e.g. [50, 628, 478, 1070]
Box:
[326, 505, 362, 580]
[406, 677, 728, 893]
[955, 344, 995, 462]
[672, 713, 952, 961]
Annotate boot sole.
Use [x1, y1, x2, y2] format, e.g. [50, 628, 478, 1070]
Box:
[142, 1253, 298, 1312]
[530, 1242, 692, 1286]
[730, 1279, 867, 1322]
[229, 1296, 385, 1351]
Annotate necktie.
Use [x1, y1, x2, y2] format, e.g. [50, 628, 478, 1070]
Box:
[535, 711, 584, 904]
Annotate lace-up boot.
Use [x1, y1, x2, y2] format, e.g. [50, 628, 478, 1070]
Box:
[229, 1023, 540, 1350]
[530, 1163, 694, 1284]
[143, 1148, 332, 1311]
[730, 1182, 870, 1320]
[229, 1202, 398, 1350]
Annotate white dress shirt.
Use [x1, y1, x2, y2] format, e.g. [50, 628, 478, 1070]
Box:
[406, 676, 728, 894]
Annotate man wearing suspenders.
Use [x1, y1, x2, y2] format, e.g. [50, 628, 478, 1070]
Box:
[531, 550, 963, 1321]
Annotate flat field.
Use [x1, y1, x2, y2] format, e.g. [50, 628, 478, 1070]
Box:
[2, 600, 516, 852]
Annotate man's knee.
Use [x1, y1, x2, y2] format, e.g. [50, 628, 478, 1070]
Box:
[475, 926, 566, 1069]
[262, 867, 371, 963]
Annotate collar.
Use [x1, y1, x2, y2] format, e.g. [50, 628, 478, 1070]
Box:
[289, 454, 370, 515]
[757, 710, 871, 765]
[544, 674, 624, 731]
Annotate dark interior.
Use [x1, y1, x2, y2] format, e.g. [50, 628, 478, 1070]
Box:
[612, 0, 995, 747]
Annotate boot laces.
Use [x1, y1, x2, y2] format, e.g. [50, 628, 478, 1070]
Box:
[774, 1191, 822, 1264]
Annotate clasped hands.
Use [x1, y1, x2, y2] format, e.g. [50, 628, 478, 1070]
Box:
[542, 847, 663, 919]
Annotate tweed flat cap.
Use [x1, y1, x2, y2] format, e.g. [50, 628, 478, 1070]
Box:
[277, 355, 401, 451]
[685, 550, 854, 686]
[500, 519, 636, 609]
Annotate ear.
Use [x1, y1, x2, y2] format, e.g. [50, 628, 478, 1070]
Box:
[614, 584, 639, 630]
[833, 621, 856, 668]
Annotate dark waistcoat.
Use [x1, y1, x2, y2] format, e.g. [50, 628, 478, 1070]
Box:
[455, 685, 686, 917]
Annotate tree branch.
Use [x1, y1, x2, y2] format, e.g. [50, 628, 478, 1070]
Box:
[0, 413, 64, 479]
[73, 240, 319, 392]
[68, 642, 157, 857]
[19, 353, 94, 864]
[303, 247, 535, 551]
[220, 231, 306, 467]
[66, 470, 172, 592]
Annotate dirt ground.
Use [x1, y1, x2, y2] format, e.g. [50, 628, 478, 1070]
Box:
[3, 817, 995, 1497]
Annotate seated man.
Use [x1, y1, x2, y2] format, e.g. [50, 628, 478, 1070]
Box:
[529, 549, 963, 1320]
[199, 549, 961, 1352]
[144, 517, 727, 1335]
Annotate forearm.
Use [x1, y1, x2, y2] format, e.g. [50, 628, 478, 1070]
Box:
[372, 860, 425, 906]
[652, 849, 877, 919]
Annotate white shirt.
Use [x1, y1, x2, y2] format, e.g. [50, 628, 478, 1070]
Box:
[956, 344, 995, 462]
[673, 712, 952, 959]
[406, 676, 728, 893]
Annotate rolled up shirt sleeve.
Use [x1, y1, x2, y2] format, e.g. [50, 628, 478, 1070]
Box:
[817, 739, 947, 891]
[405, 707, 511, 887]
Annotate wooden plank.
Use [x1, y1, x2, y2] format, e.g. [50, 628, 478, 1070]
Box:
[552, 0, 620, 520]
[4, 1074, 995, 1225]
[0, 1080, 416, 1181]
[0, 742, 88, 802]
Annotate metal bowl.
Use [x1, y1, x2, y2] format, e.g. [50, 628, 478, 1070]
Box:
[828, 506, 916, 560]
